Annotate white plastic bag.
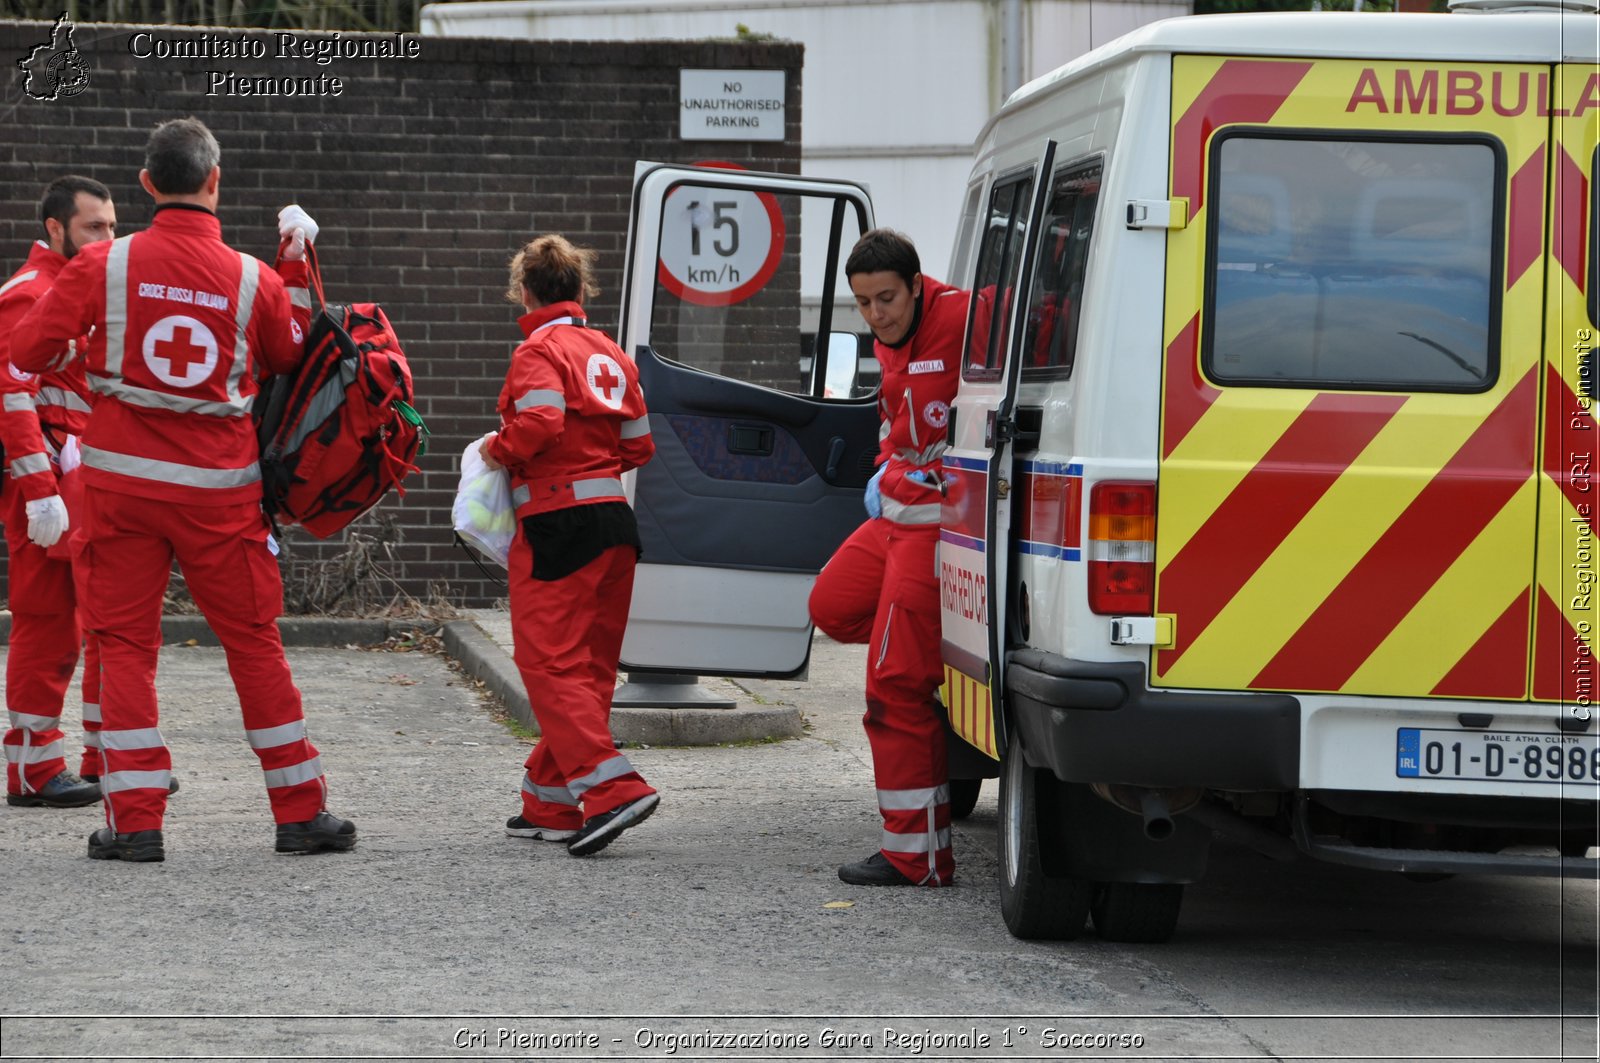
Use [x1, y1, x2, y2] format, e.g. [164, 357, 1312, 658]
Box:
[452, 434, 516, 569]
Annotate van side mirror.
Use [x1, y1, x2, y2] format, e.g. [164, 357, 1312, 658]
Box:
[819, 331, 862, 398]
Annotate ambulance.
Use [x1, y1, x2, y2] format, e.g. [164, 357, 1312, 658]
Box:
[614, 0, 1600, 944]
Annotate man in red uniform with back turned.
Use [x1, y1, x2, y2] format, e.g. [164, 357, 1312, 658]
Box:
[1, 176, 115, 810]
[810, 229, 966, 886]
[13, 117, 357, 862]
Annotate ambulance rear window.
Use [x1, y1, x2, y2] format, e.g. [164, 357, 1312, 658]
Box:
[963, 174, 1034, 382]
[1205, 133, 1501, 393]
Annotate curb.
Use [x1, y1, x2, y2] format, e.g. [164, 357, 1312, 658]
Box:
[0, 612, 435, 648]
[440, 619, 805, 747]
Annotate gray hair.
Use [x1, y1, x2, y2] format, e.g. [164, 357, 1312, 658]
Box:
[144, 117, 220, 195]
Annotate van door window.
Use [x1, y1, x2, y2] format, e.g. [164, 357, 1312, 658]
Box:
[1019, 162, 1101, 379]
[649, 183, 870, 398]
[962, 174, 1035, 382]
[1205, 133, 1501, 392]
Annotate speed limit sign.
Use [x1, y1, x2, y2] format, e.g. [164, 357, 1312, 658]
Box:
[657, 176, 785, 307]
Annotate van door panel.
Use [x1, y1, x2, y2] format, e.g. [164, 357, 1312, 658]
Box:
[615, 165, 876, 678]
[1531, 63, 1598, 706]
[1155, 57, 1546, 699]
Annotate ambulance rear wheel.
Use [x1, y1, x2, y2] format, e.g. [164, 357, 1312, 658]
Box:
[949, 779, 982, 820]
[1089, 882, 1183, 944]
[998, 731, 1090, 940]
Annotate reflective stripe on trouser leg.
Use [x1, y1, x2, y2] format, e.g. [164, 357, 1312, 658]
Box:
[246, 718, 326, 822]
[508, 538, 655, 820]
[99, 726, 173, 834]
[519, 762, 583, 830]
[863, 523, 953, 886]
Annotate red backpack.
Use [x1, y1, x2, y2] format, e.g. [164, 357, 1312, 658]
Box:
[257, 247, 427, 538]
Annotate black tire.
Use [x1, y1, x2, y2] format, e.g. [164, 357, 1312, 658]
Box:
[948, 778, 982, 820]
[1089, 882, 1183, 944]
[998, 731, 1091, 940]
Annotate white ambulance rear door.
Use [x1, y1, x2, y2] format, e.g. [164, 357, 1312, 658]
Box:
[616, 163, 879, 678]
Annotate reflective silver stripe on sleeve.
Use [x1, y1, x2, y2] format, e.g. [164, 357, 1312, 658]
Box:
[83, 731, 103, 749]
[81, 701, 101, 724]
[2, 393, 36, 413]
[878, 420, 891, 442]
[7, 711, 60, 732]
[102, 769, 172, 794]
[511, 484, 530, 508]
[878, 784, 950, 811]
[87, 378, 253, 418]
[620, 416, 650, 439]
[99, 727, 167, 752]
[103, 236, 134, 378]
[229, 253, 258, 409]
[34, 387, 91, 414]
[515, 389, 566, 412]
[0, 269, 39, 298]
[246, 720, 307, 750]
[262, 756, 324, 789]
[572, 477, 625, 501]
[880, 826, 953, 855]
[567, 754, 637, 796]
[82, 445, 261, 489]
[4, 738, 64, 764]
[287, 287, 312, 309]
[521, 776, 580, 806]
[880, 497, 941, 525]
[10, 452, 50, 477]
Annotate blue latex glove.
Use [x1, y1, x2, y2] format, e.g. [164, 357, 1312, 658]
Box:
[864, 464, 885, 519]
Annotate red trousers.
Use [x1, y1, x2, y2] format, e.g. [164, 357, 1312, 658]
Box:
[810, 518, 953, 885]
[3, 483, 101, 793]
[75, 490, 325, 833]
[510, 538, 654, 828]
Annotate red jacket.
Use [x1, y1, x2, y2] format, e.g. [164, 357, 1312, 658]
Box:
[488, 301, 654, 519]
[0, 242, 93, 504]
[875, 276, 967, 525]
[12, 206, 309, 506]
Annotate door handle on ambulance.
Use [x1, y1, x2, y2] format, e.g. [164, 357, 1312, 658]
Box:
[1110, 616, 1175, 647]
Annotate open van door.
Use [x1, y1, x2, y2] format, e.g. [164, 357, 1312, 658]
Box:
[617, 163, 878, 678]
[938, 142, 1058, 758]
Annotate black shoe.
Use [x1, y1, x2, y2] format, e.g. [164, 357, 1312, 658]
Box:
[838, 851, 917, 886]
[505, 815, 577, 842]
[7, 770, 103, 809]
[275, 811, 357, 854]
[80, 774, 180, 795]
[87, 826, 165, 862]
[567, 793, 659, 857]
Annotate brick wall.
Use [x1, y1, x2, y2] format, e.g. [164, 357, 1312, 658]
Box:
[0, 20, 802, 609]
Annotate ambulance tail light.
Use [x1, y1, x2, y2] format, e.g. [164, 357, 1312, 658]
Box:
[1087, 481, 1156, 615]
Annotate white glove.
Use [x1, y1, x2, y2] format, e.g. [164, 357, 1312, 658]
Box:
[277, 205, 319, 261]
[25, 495, 68, 549]
[58, 434, 81, 474]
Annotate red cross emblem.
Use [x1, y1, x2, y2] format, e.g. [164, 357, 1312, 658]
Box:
[143, 315, 218, 388]
[586, 353, 626, 410]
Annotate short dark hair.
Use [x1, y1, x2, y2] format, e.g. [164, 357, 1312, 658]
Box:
[144, 117, 220, 195]
[845, 228, 921, 290]
[39, 175, 111, 232]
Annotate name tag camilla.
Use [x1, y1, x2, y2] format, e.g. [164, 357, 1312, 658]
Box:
[907, 359, 945, 375]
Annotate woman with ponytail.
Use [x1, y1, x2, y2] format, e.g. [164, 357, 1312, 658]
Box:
[480, 234, 660, 857]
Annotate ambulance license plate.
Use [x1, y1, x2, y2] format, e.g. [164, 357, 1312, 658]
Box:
[1397, 728, 1600, 786]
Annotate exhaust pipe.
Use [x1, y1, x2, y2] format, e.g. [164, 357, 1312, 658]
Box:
[1091, 783, 1201, 841]
[1139, 789, 1174, 841]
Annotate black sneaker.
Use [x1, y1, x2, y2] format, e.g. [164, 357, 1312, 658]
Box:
[8, 770, 103, 809]
[567, 793, 660, 857]
[87, 826, 165, 862]
[505, 815, 576, 842]
[837, 851, 917, 886]
[275, 811, 357, 854]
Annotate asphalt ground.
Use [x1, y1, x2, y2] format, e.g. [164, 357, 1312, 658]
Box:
[2, 613, 1597, 1061]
